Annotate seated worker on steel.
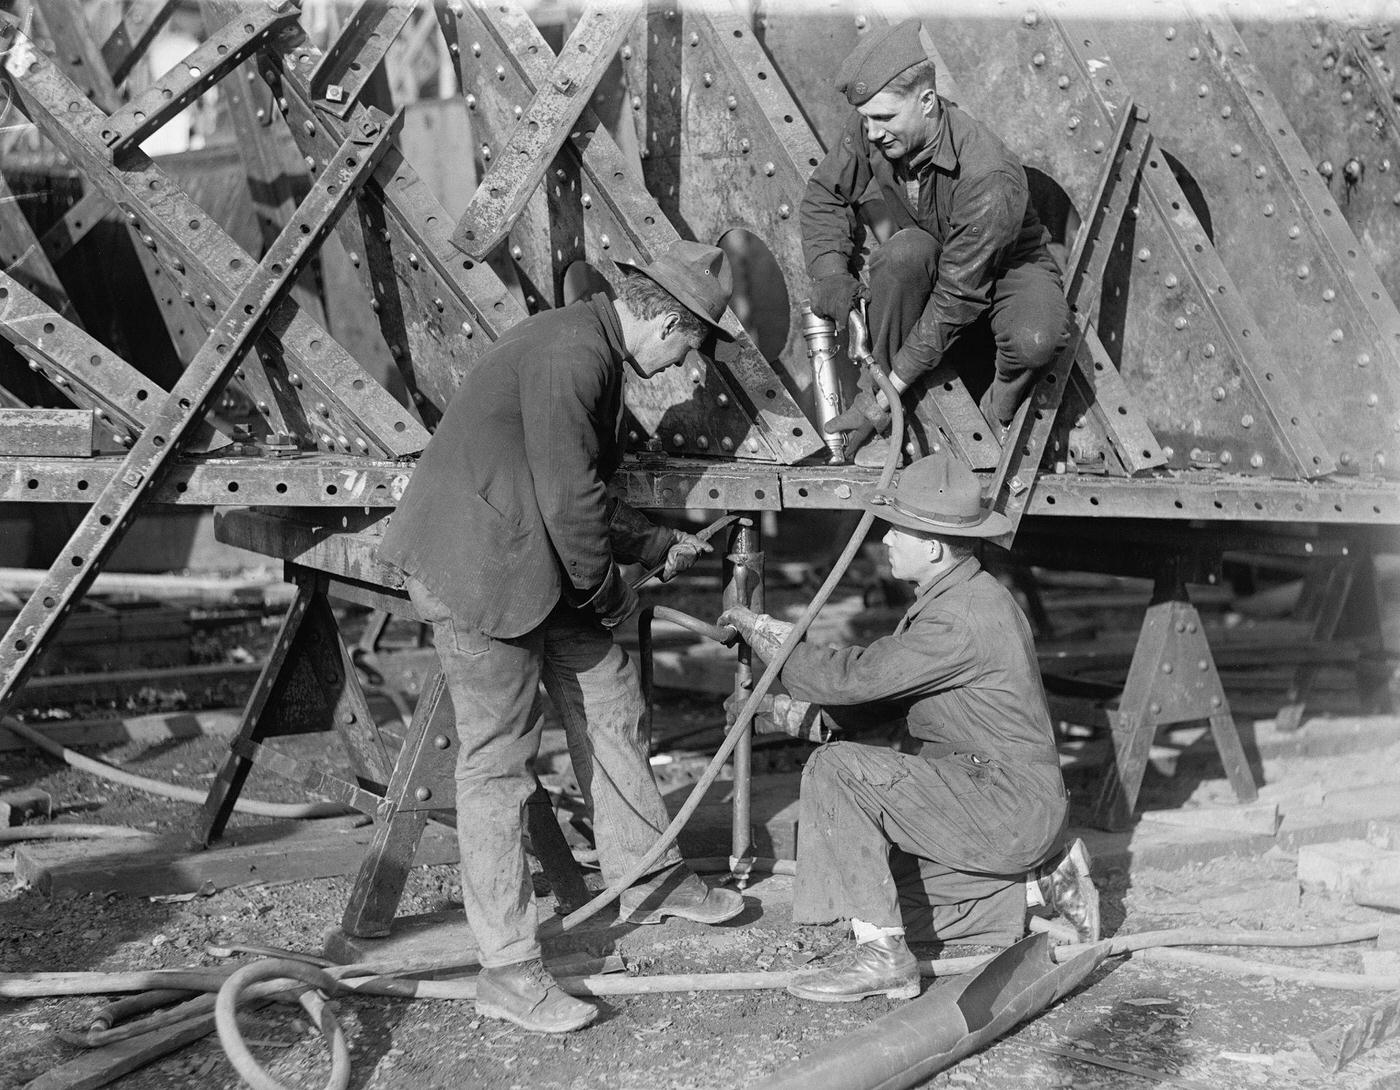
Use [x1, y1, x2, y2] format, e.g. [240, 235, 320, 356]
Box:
[802, 20, 1070, 464]
[720, 453, 1098, 1002]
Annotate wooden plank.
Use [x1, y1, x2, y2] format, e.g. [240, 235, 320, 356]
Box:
[0, 709, 240, 753]
[1310, 992, 1400, 1073]
[15, 816, 459, 897]
[22, 1014, 216, 1090]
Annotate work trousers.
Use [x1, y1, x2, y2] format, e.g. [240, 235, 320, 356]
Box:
[868, 228, 1069, 427]
[408, 578, 682, 968]
[793, 741, 1066, 946]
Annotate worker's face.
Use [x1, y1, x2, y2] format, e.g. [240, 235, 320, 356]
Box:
[632, 312, 704, 378]
[883, 525, 939, 582]
[858, 86, 937, 162]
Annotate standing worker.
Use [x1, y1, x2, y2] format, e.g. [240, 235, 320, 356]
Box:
[378, 242, 745, 1033]
[802, 20, 1070, 464]
[721, 453, 1098, 1003]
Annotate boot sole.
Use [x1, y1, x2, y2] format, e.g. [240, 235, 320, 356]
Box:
[785, 980, 921, 1003]
[476, 1000, 597, 1034]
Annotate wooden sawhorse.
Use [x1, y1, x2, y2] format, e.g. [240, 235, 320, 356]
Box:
[195, 509, 589, 937]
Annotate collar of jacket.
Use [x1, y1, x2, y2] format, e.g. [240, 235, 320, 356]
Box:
[912, 552, 981, 608]
[586, 293, 630, 368]
[903, 98, 955, 176]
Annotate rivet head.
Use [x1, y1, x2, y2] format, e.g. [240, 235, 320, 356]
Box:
[720, 437, 734, 451]
[581, 194, 592, 208]
[1357, 352, 1370, 367]
[688, 31, 699, 45]
[1262, 203, 1275, 216]
[854, 14, 867, 29]
[1161, 662, 1173, 674]
[1366, 393, 1380, 407]
[1196, 83, 1208, 98]
[1229, 143, 1242, 156]
[600, 233, 611, 248]
[1092, 139, 1105, 153]
[1212, 386, 1226, 401]
[1241, 414, 1254, 428]
[696, 436, 710, 450]
[717, 392, 730, 406]
[1341, 89, 1354, 104]
[672, 433, 685, 447]
[1165, 26, 1176, 39]
[778, 204, 792, 219]
[1057, 75, 1070, 89]
[1254, 164, 1266, 179]
[1288, 225, 1301, 238]
[1296, 264, 1310, 279]
[1136, 247, 1151, 262]
[1219, 450, 1233, 465]
[1203, 343, 1216, 358]
[739, 138, 751, 153]
[1198, 659, 1209, 671]
[1322, 289, 1336, 301]
[726, 95, 738, 111]
[1248, 453, 1263, 468]
[747, 438, 760, 452]
[1032, 51, 1046, 67]
[1023, 10, 1038, 27]
[703, 71, 714, 87]
[1211, 696, 1222, 708]
[1330, 327, 1344, 342]
[415, 787, 432, 802]
[1150, 702, 1162, 715]
[1318, 159, 1334, 179]
[1343, 158, 1363, 184]
[621, 45, 632, 60]
[763, 161, 775, 176]
[1164, 273, 1178, 288]
[434, 734, 450, 749]
[1220, 105, 1233, 118]
[835, 483, 852, 499]
[1173, 316, 1187, 330]
[1067, 116, 1080, 131]
[1189, 47, 1201, 61]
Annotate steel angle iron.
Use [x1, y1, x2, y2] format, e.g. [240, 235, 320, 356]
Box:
[0, 108, 401, 713]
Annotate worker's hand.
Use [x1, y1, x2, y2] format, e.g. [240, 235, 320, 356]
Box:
[718, 607, 797, 661]
[589, 564, 639, 629]
[661, 530, 712, 582]
[822, 388, 890, 436]
[724, 688, 775, 728]
[808, 273, 870, 329]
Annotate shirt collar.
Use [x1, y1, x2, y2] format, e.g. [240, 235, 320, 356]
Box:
[906, 99, 954, 175]
[587, 293, 629, 365]
[912, 552, 981, 604]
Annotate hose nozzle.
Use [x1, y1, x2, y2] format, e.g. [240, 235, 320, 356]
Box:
[800, 301, 846, 464]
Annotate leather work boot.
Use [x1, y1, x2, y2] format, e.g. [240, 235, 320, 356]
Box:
[619, 863, 745, 925]
[787, 935, 921, 1003]
[1035, 837, 1101, 944]
[475, 958, 597, 1033]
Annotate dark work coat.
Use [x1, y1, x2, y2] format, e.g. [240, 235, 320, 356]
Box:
[780, 554, 1067, 871]
[377, 297, 671, 639]
[800, 99, 1058, 386]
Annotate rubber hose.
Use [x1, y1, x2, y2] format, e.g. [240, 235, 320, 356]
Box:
[556, 364, 906, 935]
[1141, 947, 1400, 990]
[90, 988, 198, 1031]
[215, 960, 350, 1090]
[0, 715, 348, 820]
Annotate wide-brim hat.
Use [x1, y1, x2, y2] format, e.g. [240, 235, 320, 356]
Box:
[615, 241, 735, 341]
[867, 452, 1011, 538]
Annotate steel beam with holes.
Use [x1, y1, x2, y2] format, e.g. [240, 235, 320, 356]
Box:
[448, 1, 818, 463]
[988, 100, 1148, 545]
[37, 187, 113, 267]
[0, 110, 399, 716]
[99, 1, 299, 159]
[1073, 13, 1400, 475]
[262, 35, 526, 424]
[200, 0, 327, 327]
[0, 270, 227, 452]
[308, 0, 415, 117]
[33, 0, 121, 111]
[100, 0, 178, 87]
[451, 2, 639, 257]
[2, 27, 427, 457]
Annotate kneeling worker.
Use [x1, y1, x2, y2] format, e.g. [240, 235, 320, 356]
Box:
[721, 453, 1098, 1002]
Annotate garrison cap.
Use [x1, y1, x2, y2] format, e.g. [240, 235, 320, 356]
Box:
[835, 19, 929, 106]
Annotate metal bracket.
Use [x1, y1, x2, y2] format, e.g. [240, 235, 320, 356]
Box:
[100, 0, 178, 88]
[309, 0, 416, 119]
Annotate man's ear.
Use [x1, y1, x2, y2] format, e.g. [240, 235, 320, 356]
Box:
[927, 537, 944, 563]
[659, 311, 681, 339]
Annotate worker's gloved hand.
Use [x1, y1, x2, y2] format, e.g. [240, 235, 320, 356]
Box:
[661, 530, 712, 582]
[724, 689, 827, 743]
[588, 564, 639, 628]
[822, 387, 891, 436]
[808, 273, 870, 329]
[717, 606, 797, 662]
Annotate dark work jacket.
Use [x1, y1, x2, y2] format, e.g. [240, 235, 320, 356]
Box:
[376, 297, 671, 639]
[800, 100, 1058, 386]
[780, 554, 1062, 773]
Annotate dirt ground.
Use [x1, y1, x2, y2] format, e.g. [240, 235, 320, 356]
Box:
[2, 562, 1399, 1089]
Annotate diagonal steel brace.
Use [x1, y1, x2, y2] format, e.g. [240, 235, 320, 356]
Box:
[451, 2, 640, 258]
[0, 109, 401, 718]
[309, 0, 415, 118]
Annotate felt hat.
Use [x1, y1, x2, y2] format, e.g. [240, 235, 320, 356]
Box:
[835, 19, 929, 106]
[615, 241, 735, 340]
[867, 453, 1011, 538]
